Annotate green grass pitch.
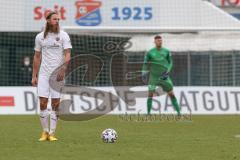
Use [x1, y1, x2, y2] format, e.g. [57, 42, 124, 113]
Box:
[0, 115, 240, 160]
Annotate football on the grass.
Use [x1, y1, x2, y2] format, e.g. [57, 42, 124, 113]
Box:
[101, 128, 118, 143]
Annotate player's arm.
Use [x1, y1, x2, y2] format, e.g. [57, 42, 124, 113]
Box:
[64, 49, 71, 68]
[160, 50, 172, 80]
[32, 51, 41, 86]
[57, 32, 72, 81]
[167, 51, 173, 72]
[62, 49, 71, 71]
[142, 52, 150, 84]
[56, 49, 71, 81]
[32, 35, 42, 86]
[142, 52, 150, 72]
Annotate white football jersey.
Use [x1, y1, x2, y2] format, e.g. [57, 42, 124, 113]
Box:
[34, 30, 72, 76]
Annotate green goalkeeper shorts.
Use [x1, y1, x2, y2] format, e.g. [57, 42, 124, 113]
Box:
[148, 77, 173, 93]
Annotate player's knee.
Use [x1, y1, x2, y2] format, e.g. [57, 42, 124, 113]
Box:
[52, 102, 59, 107]
[168, 91, 175, 98]
[51, 101, 60, 110]
[148, 92, 154, 98]
[40, 101, 48, 110]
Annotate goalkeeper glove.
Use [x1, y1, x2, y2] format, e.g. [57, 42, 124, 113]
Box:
[160, 71, 169, 80]
[142, 71, 148, 85]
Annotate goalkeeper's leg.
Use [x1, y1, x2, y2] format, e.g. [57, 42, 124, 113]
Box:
[147, 84, 156, 115]
[147, 92, 153, 115]
[168, 91, 181, 116]
[161, 79, 181, 116]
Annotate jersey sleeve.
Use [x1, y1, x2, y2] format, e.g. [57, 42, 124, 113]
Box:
[62, 32, 72, 50]
[34, 35, 41, 52]
[167, 50, 173, 72]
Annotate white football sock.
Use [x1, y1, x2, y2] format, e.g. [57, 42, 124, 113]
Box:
[39, 109, 49, 133]
[49, 110, 58, 135]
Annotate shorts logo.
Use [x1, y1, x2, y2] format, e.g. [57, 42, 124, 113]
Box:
[75, 0, 102, 26]
[56, 37, 60, 41]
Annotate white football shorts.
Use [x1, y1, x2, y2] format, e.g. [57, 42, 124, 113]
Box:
[37, 75, 62, 98]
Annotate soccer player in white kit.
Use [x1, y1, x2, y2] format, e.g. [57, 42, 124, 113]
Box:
[32, 11, 72, 141]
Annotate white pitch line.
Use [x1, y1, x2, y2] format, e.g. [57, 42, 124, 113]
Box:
[234, 135, 240, 138]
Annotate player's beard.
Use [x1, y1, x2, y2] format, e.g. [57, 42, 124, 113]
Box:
[44, 23, 60, 38]
[49, 23, 60, 34]
[156, 44, 162, 49]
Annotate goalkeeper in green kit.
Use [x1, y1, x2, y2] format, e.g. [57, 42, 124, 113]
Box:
[142, 35, 181, 115]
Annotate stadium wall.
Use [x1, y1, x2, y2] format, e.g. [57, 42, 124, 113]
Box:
[0, 87, 240, 115]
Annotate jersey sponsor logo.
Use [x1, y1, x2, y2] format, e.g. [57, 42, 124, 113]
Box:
[43, 44, 61, 49]
[0, 96, 15, 107]
[75, 0, 102, 26]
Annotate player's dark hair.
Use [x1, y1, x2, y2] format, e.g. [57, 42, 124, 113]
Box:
[154, 35, 162, 39]
[46, 11, 57, 20]
[44, 11, 59, 38]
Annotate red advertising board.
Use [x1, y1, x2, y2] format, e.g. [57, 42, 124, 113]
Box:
[0, 96, 15, 107]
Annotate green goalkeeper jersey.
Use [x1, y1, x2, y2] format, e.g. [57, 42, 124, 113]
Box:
[142, 47, 173, 77]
